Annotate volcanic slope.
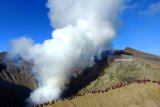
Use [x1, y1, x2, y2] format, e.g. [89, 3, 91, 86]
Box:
[77, 54, 160, 94]
[40, 47, 160, 107]
[64, 47, 160, 96]
[45, 82, 160, 107]
[0, 52, 37, 107]
[1, 47, 160, 107]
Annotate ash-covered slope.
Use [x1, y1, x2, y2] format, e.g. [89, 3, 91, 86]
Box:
[0, 52, 37, 107]
[42, 47, 160, 107]
[77, 54, 160, 94]
[64, 47, 160, 96]
[46, 82, 160, 107]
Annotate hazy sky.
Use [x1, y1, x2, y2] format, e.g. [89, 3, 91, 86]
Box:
[0, 0, 160, 55]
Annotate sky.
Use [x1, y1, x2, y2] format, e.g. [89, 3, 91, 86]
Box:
[0, 0, 160, 55]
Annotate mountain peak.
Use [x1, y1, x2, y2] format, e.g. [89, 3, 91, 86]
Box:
[124, 47, 160, 61]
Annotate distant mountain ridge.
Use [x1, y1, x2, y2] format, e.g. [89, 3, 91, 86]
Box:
[124, 47, 160, 61]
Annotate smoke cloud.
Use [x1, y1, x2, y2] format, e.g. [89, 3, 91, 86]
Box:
[9, 0, 123, 105]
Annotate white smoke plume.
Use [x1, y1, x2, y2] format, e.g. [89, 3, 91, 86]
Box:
[9, 0, 124, 105]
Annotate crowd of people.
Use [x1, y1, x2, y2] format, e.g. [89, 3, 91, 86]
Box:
[111, 79, 151, 89]
[34, 79, 160, 107]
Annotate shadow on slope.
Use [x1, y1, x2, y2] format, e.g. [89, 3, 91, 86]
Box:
[63, 58, 108, 97]
[0, 78, 32, 107]
[63, 50, 124, 97]
[0, 52, 37, 107]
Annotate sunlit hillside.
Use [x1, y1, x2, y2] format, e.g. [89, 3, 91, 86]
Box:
[45, 82, 160, 107]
